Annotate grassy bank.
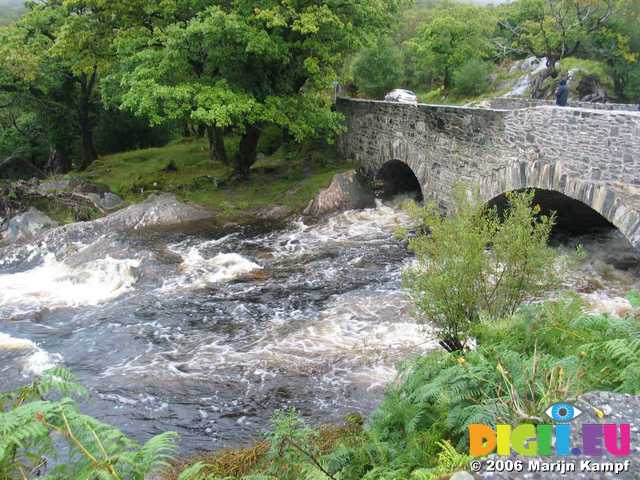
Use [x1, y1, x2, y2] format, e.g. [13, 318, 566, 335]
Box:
[82, 138, 349, 222]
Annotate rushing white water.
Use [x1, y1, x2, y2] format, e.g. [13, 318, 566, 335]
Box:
[0, 199, 638, 452]
[0, 254, 140, 315]
[0, 332, 62, 375]
[164, 250, 263, 289]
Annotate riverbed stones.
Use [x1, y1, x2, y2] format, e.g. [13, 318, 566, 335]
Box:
[2, 207, 59, 243]
[303, 170, 375, 216]
[38, 177, 125, 211]
[19, 193, 214, 251]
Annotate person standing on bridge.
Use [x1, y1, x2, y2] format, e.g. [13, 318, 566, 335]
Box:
[556, 79, 569, 107]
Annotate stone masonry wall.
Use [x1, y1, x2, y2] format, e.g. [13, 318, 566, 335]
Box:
[487, 97, 639, 112]
[336, 97, 640, 247]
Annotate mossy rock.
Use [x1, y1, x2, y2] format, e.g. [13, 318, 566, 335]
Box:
[560, 57, 615, 101]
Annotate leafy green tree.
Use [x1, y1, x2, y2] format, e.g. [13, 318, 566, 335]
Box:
[111, 1, 403, 178]
[403, 188, 557, 352]
[407, 4, 497, 89]
[0, 0, 117, 171]
[0, 0, 185, 173]
[352, 42, 404, 99]
[585, 0, 640, 101]
[452, 59, 494, 97]
[503, 0, 619, 72]
[0, 18, 79, 173]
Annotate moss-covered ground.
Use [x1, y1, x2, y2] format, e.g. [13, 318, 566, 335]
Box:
[80, 138, 349, 223]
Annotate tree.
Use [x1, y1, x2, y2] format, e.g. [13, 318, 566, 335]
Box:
[402, 188, 557, 352]
[407, 4, 497, 90]
[352, 42, 404, 99]
[503, 0, 618, 72]
[111, 1, 403, 178]
[585, 0, 640, 101]
[0, 0, 119, 171]
[0, 20, 77, 174]
[452, 59, 494, 97]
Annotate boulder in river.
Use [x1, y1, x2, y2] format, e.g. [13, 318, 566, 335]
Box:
[101, 193, 212, 230]
[7, 193, 215, 252]
[2, 207, 59, 243]
[304, 170, 375, 217]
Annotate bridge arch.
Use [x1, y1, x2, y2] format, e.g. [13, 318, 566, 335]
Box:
[375, 160, 424, 201]
[478, 161, 640, 248]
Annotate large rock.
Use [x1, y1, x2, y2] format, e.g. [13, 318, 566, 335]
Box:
[2, 207, 59, 243]
[38, 177, 124, 211]
[4, 194, 214, 253]
[303, 170, 375, 216]
[477, 391, 640, 479]
[84, 192, 125, 210]
[91, 193, 213, 231]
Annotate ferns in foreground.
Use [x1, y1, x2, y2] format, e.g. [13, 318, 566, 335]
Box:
[0, 368, 180, 480]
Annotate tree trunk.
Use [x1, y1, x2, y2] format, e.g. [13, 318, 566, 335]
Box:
[206, 126, 228, 164]
[439, 335, 465, 353]
[443, 66, 451, 90]
[234, 124, 261, 179]
[46, 147, 72, 175]
[78, 70, 98, 170]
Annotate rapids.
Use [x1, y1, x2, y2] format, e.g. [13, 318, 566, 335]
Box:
[0, 199, 638, 453]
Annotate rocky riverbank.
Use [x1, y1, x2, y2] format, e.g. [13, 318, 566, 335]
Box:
[0, 168, 377, 246]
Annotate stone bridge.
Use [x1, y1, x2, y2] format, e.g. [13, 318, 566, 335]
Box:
[336, 97, 640, 247]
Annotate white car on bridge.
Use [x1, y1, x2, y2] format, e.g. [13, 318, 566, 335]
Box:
[384, 89, 418, 105]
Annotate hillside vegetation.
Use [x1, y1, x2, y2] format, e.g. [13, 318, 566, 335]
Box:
[348, 0, 640, 105]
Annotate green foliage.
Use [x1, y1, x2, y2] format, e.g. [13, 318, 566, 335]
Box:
[261, 409, 331, 480]
[452, 59, 494, 97]
[109, 0, 403, 176]
[352, 42, 405, 99]
[82, 138, 347, 222]
[627, 290, 640, 308]
[504, 0, 622, 68]
[406, 4, 497, 89]
[0, 368, 181, 479]
[410, 441, 472, 480]
[403, 188, 557, 351]
[362, 296, 640, 476]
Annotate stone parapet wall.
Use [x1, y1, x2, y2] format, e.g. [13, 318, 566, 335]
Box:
[486, 97, 639, 112]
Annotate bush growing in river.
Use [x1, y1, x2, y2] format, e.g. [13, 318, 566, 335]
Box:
[403, 188, 558, 351]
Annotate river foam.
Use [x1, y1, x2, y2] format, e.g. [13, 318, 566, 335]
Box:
[0, 253, 140, 315]
[0, 332, 62, 375]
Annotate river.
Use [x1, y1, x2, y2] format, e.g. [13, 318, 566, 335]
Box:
[0, 198, 638, 454]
